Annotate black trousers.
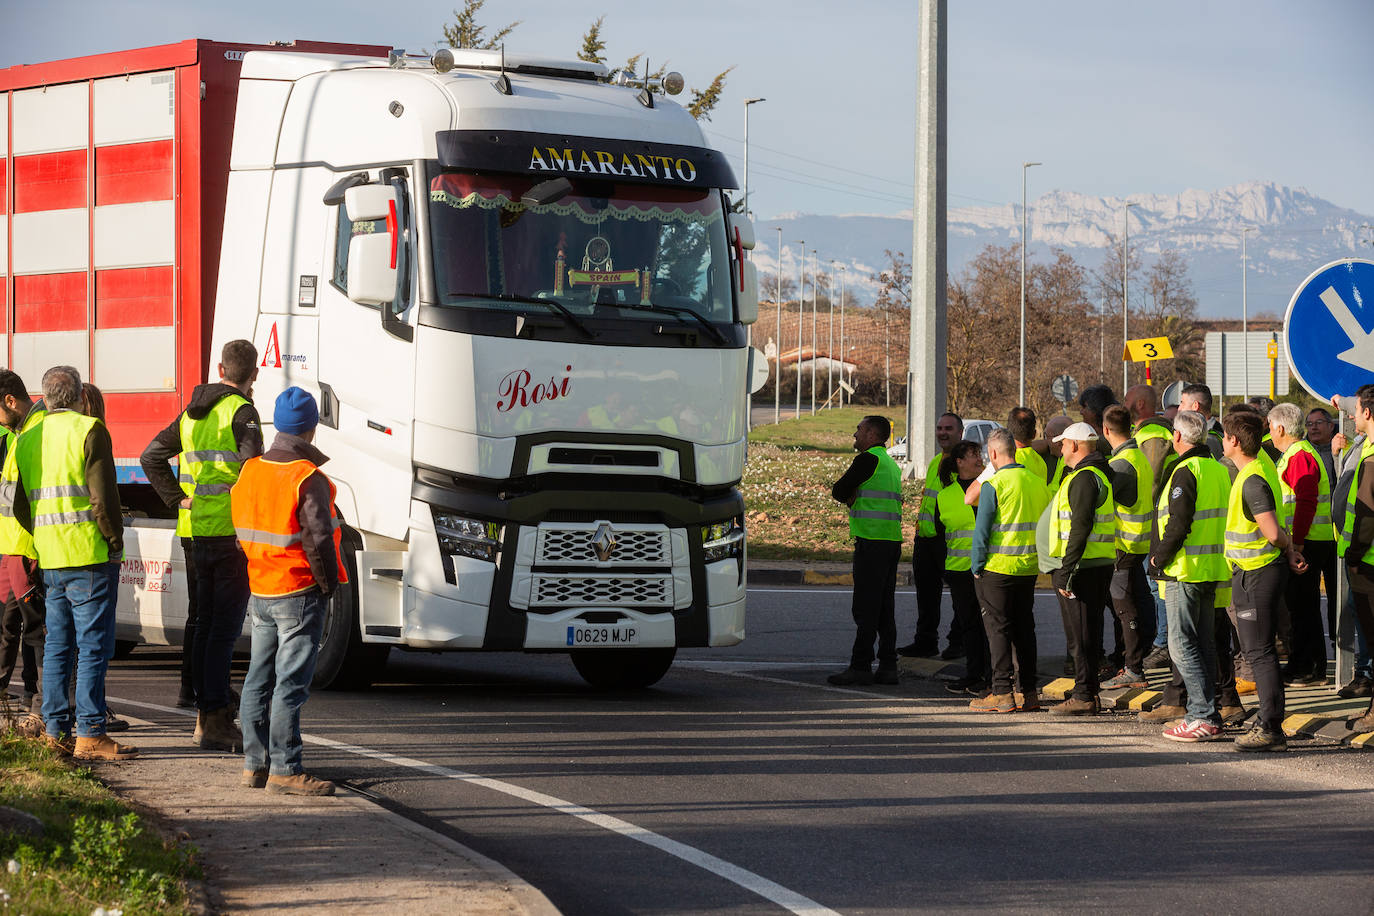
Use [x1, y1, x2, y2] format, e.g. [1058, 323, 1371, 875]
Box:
[946, 569, 989, 683]
[1109, 551, 1154, 673]
[179, 537, 200, 697]
[191, 536, 250, 712]
[975, 571, 1038, 695]
[0, 587, 45, 701]
[1059, 565, 1113, 700]
[911, 536, 950, 650]
[1234, 559, 1288, 731]
[1285, 539, 1334, 678]
[850, 538, 900, 670]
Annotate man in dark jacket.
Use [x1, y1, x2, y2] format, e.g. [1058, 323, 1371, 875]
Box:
[233, 388, 344, 795]
[0, 370, 46, 727]
[140, 341, 262, 748]
[1048, 422, 1117, 715]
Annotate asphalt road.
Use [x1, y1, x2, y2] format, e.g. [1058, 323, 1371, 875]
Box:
[107, 587, 1374, 915]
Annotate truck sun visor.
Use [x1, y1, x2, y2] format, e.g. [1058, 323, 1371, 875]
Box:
[436, 130, 738, 190]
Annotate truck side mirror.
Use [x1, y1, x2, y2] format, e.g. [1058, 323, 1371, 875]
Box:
[738, 261, 759, 325]
[344, 185, 399, 307]
[727, 212, 756, 251]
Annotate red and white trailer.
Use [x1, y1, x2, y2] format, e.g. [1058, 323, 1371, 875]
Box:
[0, 39, 386, 480]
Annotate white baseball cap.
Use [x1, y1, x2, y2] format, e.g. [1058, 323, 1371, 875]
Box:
[1052, 421, 1099, 443]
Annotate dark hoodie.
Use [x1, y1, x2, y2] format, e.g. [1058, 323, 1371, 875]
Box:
[140, 383, 262, 530]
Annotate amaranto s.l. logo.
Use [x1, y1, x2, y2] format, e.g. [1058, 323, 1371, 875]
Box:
[497, 365, 572, 412]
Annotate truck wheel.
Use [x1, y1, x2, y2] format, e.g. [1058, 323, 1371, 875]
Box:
[312, 530, 390, 690]
[112, 640, 138, 660]
[570, 647, 676, 689]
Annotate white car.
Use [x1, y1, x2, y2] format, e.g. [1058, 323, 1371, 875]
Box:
[887, 419, 1003, 461]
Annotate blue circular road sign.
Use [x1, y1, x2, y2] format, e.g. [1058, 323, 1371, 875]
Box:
[1284, 258, 1374, 401]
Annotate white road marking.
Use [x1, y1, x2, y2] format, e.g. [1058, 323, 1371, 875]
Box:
[111, 697, 838, 916]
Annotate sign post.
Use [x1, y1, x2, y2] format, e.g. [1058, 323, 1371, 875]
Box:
[1122, 336, 1174, 387]
[1283, 258, 1374, 690]
[1051, 374, 1079, 415]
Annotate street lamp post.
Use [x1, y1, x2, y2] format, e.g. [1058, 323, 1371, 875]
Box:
[1241, 226, 1253, 402]
[811, 249, 819, 415]
[1121, 201, 1138, 393]
[796, 242, 805, 417]
[839, 266, 847, 407]
[1019, 161, 1041, 407]
[742, 98, 766, 219]
[828, 259, 837, 407]
[774, 227, 782, 425]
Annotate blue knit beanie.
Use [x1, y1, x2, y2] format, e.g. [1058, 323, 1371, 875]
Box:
[274, 386, 318, 435]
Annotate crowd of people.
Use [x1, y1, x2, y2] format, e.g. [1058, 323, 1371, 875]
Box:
[0, 343, 345, 796]
[831, 381, 1374, 751]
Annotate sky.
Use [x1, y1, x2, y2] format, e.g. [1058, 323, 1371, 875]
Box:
[4, 0, 1373, 223]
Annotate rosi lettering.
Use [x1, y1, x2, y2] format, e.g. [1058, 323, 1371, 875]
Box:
[497, 364, 573, 412]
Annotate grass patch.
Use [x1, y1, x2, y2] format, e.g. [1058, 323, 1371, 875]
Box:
[0, 733, 201, 915]
[745, 408, 923, 563]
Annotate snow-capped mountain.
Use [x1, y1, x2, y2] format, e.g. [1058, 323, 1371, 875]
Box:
[754, 181, 1372, 319]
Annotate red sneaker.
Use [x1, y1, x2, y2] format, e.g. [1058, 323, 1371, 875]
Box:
[1163, 718, 1222, 742]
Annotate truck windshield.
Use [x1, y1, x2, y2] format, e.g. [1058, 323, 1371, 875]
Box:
[428, 170, 734, 325]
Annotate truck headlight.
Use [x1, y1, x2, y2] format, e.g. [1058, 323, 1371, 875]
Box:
[701, 516, 744, 562]
[433, 510, 503, 562]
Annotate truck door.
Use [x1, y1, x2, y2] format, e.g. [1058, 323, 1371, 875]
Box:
[317, 167, 418, 543]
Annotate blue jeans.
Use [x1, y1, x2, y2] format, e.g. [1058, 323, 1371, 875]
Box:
[41, 562, 120, 738]
[1152, 579, 1169, 649]
[239, 590, 325, 776]
[1166, 579, 1220, 726]
[1351, 592, 1372, 678]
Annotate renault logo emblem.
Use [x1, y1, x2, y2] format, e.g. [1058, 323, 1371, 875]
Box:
[590, 523, 618, 562]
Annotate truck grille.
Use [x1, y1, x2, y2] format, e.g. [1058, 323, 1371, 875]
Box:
[530, 573, 673, 608]
[536, 524, 670, 566]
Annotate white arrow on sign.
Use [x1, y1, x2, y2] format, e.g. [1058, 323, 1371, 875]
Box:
[1320, 285, 1374, 372]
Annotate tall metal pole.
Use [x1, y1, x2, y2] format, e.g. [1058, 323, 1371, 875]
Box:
[1242, 226, 1253, 402]
[1121, 201, 1137, 394]
[742, 98, 765, 218]
[1019, 161, 1041, 407]
[795, 242, 804, 417]
[828, 259, 837, 407]
[802, 247, 813, 411]
[908, 0, 947, 471]
[774, 227, 782, 425]
[839, 266, 847, 407]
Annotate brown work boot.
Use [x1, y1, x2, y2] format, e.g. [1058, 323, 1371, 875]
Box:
[241, 769, 268, 789]
[74, 734, 139, 761]
[196, 707, 243, 753]
[1139, 703, 1188, 723]
[1219, 705, 1250, 726]
[1050, 696, 1099, 716]
[44, 732, 75, 757]
[266, 772, 336, 796]
[1015, 689, 1041, 712]
[969, 692, 1015, 713]
[1351, 706, 1374, 734]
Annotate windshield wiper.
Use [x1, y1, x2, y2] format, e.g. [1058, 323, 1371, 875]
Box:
[620, 302, 728, 346]
[448, 293, 596, 339]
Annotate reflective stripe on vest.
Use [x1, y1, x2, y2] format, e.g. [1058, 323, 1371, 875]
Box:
[1156, 455, 1230, 583]
[178, 394, 249, 537]
[1225, 454, 1282, 571]
[1110, 444, 1155, 555]
[916, 454, 942, 537]
[231, 456, 349, 597]
[936, 480, 976, 572]
[0, 406, 47, 559]
[985, 465, 1051, 576]
[850, 446, 903, 541]
[1048, 463, 1116, 561]
[14, 410, 108, 568]
[1276, 439, 1334, 542]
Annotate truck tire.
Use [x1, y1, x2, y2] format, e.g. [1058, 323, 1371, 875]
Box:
[570, 647, 676, 689]
[311, 530, 389, 690]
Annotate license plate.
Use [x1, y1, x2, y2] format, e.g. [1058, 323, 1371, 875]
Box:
[566, 624, 639, 646]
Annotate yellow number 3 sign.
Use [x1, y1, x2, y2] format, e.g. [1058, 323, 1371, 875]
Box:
[1122, 336, 1174, 362]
